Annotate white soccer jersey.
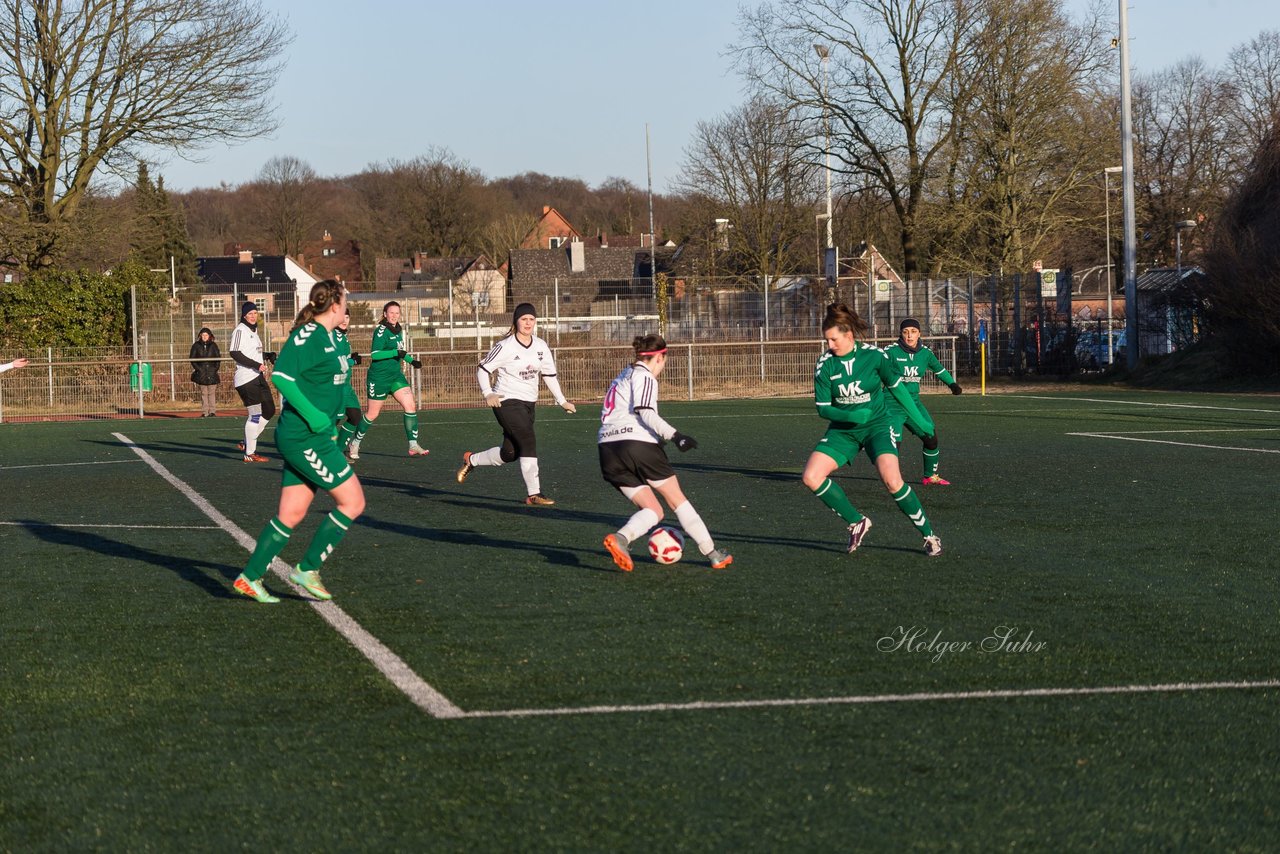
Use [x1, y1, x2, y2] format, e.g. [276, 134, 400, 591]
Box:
[477, 334, 564, 404]
[229, 321, 265, 389]
[598, 363, 677, 445]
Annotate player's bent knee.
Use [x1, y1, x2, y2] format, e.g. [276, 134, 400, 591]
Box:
[922, 432, 939, 451]
[499, 447, 518, 463]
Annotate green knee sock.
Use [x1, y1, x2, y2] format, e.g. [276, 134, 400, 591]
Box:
[403, 412, 419, 443]
[299, 510, 354, 572]
[923, 447, 940, 477]
[354, 417, 373, 443]
[243, 517, 292, 581]
[812, 478, 864, 524]
[337, 420, 357, 447]
[893, 484, 933, 536]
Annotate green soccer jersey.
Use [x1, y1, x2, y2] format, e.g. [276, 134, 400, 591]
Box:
[368, 322, 407, 384]
[814, 343, 906, 426]
[334, 327, 351, 361]
[271, 322, 347, 440]
[881, 342, 955, 403]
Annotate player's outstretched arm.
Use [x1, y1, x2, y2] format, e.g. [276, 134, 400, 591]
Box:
[888, 382, 934, 436]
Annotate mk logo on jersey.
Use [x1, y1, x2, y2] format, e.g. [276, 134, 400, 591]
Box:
[836, 380, 866, 400]
[902, 366, 920, 378]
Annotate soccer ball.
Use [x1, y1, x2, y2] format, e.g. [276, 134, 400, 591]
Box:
[648, 526, 685, 565]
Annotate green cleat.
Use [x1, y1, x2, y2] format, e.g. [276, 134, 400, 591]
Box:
[233, 573, 280, 604]
[289, 568, 332, 600]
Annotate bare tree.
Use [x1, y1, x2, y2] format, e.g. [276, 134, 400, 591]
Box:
[1223, 30, 1280, 172]
[349, 149, 488, 260]
[735, 0, 971, 280]
[676, 95, 820, 282]
[0, 0, 291, 269]
[924, 0, 1112, 275]
[474, 211, 537, 272]
[1131, 58, 1235, 267]
[252, 156, 319, 258]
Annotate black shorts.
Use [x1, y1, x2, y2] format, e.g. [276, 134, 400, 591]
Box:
[235, 374, 276, 418]
[494, 399, 537, 460]
[599, 440, 675, 490]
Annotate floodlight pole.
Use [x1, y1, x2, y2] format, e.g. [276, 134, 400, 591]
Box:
[1104, 166, 1122, 364]
[814, 44, 833, 255]
[1118, 1, 1139, 369]
[1175, 219, 1196, 277]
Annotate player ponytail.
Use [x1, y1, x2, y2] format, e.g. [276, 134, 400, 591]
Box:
[822, 303, 869, 338]
[292, 279, 346, 330]
[632, 333, 667, 363]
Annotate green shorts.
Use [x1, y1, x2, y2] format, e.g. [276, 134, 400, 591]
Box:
[341, 383, 361, 411]
[365, 372, 409, 401]
[813, 417, 901, 467]
[887, 399, 933, 440]
[278, 417, 356, 490]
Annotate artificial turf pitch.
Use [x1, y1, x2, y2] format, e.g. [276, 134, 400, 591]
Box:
[3, 390, 1278, 850]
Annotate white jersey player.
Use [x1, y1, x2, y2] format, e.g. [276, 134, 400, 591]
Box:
[598, 362, 677, 445]
[229, 301, 276, 462]
[455, 303, 577, 505]
[598, 333, 732, 572]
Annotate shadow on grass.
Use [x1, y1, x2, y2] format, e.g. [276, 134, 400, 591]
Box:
[15, 519, 252, 599]
[89, 436, 271, 464]
[356, 513, 620, 574]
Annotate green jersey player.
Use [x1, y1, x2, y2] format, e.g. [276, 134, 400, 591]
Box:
[333, 309, 365, 459]
[232, 280, 366, 604]
[800, 303, 942, 557]
[882, 318, 963, 485]
[348, 300, 427, 459]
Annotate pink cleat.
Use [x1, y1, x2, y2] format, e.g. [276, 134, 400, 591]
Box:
[922, 474, 951, 486]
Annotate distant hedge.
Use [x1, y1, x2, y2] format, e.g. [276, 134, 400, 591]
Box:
[0, 262, 163, 351]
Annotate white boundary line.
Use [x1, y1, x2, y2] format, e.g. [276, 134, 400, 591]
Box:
[1067, 432, 1280, 454]
[113, 431, 466, 720]
[0, 521, 219, 529]
[1008, 394, 1280, 414]
[459, 679, 1280, 719]
[0, 459, 144, 471]
[110, 429, 1280, 723]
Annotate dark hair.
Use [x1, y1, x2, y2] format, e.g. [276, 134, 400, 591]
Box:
[822, 303, 869, 337]
[381, 300, 400, 318]
[292, 280, 346, 330]
[632, 333, 667, 361]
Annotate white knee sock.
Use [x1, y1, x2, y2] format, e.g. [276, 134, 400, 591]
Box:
[675, 501, 715, 556]
[470, 447, 504, 467]
[518, 456, 540, 495]
[618, 508, 661, 545]
[244, 415, 267, 455]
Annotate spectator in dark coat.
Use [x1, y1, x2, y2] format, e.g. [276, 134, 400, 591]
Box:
[190, 327, 221, 417]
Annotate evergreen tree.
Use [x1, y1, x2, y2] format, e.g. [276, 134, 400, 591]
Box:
[130, 164, 198, 292]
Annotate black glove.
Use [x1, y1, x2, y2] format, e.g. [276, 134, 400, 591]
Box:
[410, 358, 422, 369]
[262, 351, 276, 365]
[350, 352, 362, 365]
[948, 382, 963, 395]
[396, 349, 406, 361]
[672, 431, 698, 452]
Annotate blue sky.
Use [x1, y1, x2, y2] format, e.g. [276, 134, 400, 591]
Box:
[153, 0, 1278, 195]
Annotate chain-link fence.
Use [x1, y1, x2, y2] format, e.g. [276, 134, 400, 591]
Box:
[0, 266, 1196, 421]
[0, 335, 957, 422]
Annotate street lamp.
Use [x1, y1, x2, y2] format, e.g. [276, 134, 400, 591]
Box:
[1175, 218, 1196, 276]
[814, 43, 832, 256]
[1103, 166, 1122, 363]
